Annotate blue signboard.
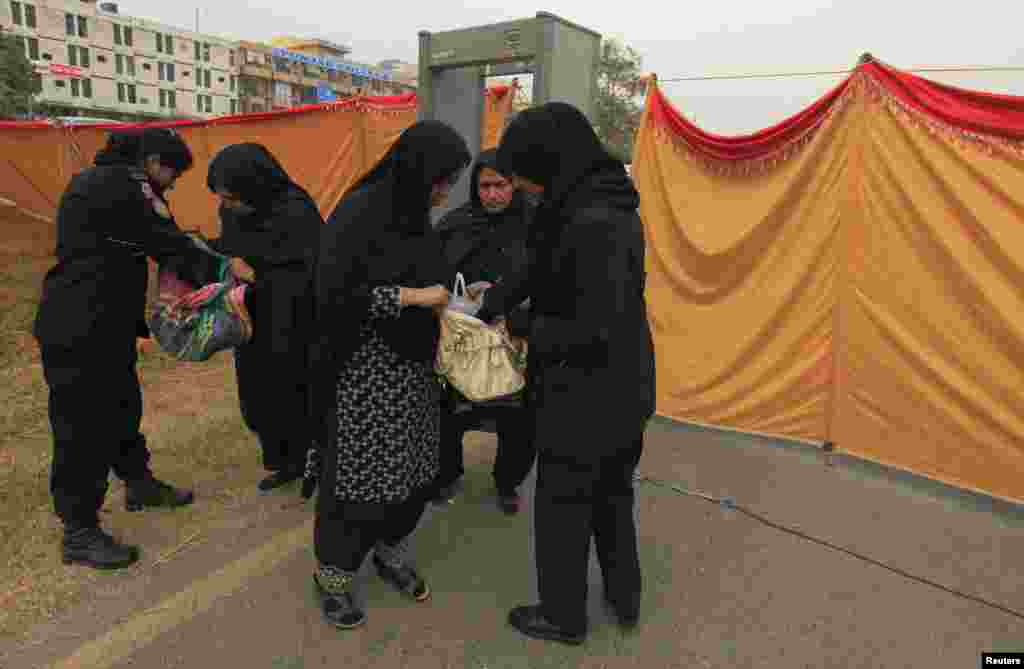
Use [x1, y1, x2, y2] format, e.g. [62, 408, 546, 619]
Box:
[271, 47, 392, 82]
[316, 83, 337, 102]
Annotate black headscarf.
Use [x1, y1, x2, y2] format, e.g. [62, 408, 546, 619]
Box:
[314, 121, 470, 405]
[94, 128, 194, 173]
[206, 143, 320, 263]
[496, 102, 624, 232]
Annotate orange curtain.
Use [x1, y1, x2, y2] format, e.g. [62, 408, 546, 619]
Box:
[634, 72, 1024, 503]
[0, 96, 416, 238]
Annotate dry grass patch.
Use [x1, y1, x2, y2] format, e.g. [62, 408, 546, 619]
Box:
[0, 218, 271, 640]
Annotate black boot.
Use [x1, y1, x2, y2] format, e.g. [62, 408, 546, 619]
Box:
[508, 605, 586, 645]
[125, 474, 194, 512]
[62, 524, 140, 569]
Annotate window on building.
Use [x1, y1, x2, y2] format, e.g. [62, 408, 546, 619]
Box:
[229, 50, 235, 66]
[15, 36, 40, 61]
[204, 69, 211, 89]
[114, 23, 121, 45]
[156, 33, 163, 53]
[229, 75, 235, 92]
[230, 99, 237, 114]
[70, 78, 91, 98]
[165, 35, 174, 54]
[80, 47, 90, 68]
[202, 43, 210, 62]
[77, 15, 87, 38]
[68, 46, 89, 68]
[124, 27, 133, 46]
[115, 53, 123, 74]
[65, 13, 75, 36]
[24, 3, 35, 27]
[118, 82, 137, 104]
[194, 41, 200, 61]
[67, 45, 76, 66]
[10, 1, 22, 25]
[158, 62, 175, 82]
[127, 56, 135, 76]
[205, 96, 212, 113]
[159, 89, 177, 109]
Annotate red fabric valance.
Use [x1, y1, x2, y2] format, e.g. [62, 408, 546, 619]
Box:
[647, 58, 1024, 162]
[646, 77, 851, 162]
[862, 61, 1024, 140]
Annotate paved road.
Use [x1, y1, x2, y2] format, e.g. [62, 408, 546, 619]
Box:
[4, 419, 1023, 669]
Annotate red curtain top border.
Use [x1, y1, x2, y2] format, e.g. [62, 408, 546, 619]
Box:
[646, 58, 1024, 162]
[0, 92, 417, 131]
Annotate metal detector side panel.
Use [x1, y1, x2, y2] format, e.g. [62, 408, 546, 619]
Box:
[424, 66, 484, 223]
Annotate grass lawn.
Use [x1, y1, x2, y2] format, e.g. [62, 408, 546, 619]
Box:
[0, 207, 268, 640]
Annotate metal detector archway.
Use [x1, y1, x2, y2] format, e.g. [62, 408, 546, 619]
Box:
[417, 12, 601, 218]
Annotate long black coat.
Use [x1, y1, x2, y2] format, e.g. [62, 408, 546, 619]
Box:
[480, 170, 656, 459]
[211, 192, 320, 441]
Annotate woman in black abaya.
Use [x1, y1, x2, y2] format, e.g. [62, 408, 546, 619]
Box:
[206, 144, 322, 491]
[307, 121, 470, 629]
[475, 103, 656, 644]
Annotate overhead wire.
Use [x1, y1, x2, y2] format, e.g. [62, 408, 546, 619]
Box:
[657, 65, 1024, 83]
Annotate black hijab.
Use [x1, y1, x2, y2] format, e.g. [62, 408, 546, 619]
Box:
[496, 102, 624, 245]
[206, 143, 320, 264]
[315, 121, 470, 387]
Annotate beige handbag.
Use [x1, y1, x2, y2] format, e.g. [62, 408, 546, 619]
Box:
[435, 306, 528, 402]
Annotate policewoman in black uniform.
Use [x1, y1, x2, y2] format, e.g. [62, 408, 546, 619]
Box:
[34, 129, 214, 570]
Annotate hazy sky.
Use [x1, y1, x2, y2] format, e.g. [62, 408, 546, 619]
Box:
[119, 0, 1024, 134]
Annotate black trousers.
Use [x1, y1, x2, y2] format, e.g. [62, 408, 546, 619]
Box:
[534, 432, 644, 633]
[314, 487, 429, 572]
[233, 344, 306, 472]
[41, 346, 152, 528]
[437, 404, 537, 493]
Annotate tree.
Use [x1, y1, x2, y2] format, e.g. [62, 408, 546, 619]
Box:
[0, 28, 38, 118]
[593, 38, 644, 162]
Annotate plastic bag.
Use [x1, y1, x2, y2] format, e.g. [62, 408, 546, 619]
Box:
[446, 272, 483, 317]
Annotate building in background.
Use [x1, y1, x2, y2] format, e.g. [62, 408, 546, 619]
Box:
[237, 36, 414, 113]
[0, 0, 240, 121]
[378, 58, 417, 88]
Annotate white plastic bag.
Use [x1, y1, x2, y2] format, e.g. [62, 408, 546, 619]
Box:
[447, 272, 483, 317]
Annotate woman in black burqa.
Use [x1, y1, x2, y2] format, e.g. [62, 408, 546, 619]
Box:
[305, 121, 470, 629]
[474, 103, 656, 644]
[34, 129, 213, 570]
[205, 143, 322, 492]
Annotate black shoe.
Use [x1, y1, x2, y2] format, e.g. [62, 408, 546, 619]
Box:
[125, 475, 194, 512]
[508, 605, 586, 645]
[313, 575, 366, 629]
[372, 556, 431, 602]
[258, 468, 302, 493]
[603, 592, 640, 629]
[497, 488, 521, 515]
[62, 525, 140, 570]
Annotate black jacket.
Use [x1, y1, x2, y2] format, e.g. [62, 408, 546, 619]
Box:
[479, 169, 656, 457]
[435, 151, 533, 337]
[33, 164, 210, 355]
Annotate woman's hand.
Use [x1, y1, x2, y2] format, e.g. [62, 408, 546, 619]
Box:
[230, 257, 256, 283]
[466, 281, 492, 301]
[400, 285, 450, 308]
